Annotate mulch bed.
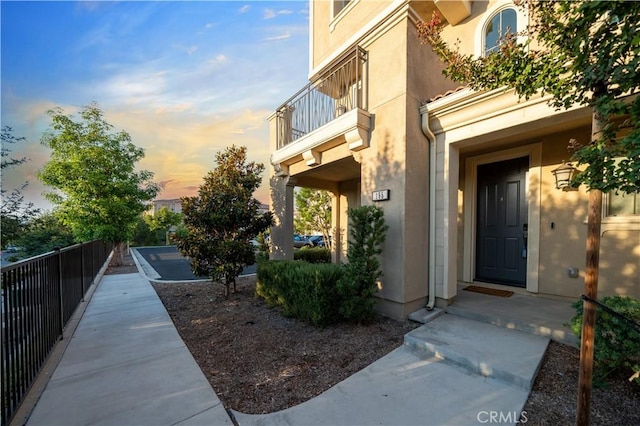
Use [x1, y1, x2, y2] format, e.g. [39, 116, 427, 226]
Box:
[105, 253, 640, 423]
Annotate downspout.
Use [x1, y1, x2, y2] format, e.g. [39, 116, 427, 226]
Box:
[420, 104, 436, 311]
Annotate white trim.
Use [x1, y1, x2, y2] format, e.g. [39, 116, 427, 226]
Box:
[309, 0, 314, 75]
[443, 143, 460, 301]
[463, 143, 542, 293]
[420, 86, 589, 144]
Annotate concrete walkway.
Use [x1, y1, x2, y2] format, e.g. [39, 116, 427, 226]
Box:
[23, 268, 552, 426]
[234, 344, 532, 426]
[26, 273, 232, 426]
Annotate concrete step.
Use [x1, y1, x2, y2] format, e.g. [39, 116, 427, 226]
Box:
[404, 314, 549, 390]
[446, 300, 579, 347]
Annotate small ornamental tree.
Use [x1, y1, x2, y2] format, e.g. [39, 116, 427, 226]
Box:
[417, 2, 639, 423]
[294, 188, 332, 249]
[176, 145, 273, 297]
[38, 104, 160, 264]
[337, 205, 388, 323]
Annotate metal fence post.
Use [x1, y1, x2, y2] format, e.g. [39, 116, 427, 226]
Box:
[80, 242, 85, 301]
[55, 247, 64, 339]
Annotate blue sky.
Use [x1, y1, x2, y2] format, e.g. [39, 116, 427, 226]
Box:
[1, 0, 310, 209]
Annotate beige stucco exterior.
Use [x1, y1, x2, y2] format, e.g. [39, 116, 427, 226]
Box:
[269, 0, 640, 320]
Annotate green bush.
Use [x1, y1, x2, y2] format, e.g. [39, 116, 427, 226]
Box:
[568, 296, 640, 385]
[337, 205, 388, 324]
[294, 247, 331, 263]
[256, 206, 388, 327]
[256, 260, 344, 327]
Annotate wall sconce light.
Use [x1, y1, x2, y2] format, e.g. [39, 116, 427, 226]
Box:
[551, 161, 578, 191]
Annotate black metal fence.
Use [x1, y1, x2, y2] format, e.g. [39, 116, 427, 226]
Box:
[1, 241, 113, 425]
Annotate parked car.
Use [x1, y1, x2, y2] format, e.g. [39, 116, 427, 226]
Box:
[308, 235, 331, 247]
[293, 234, 313, 248]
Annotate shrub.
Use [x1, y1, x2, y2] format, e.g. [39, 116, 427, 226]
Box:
[256, 260, 344, 327]
[254, 231, 270, 262]
[568, 295, 640, 385]
[294, 247, 331, 263]
[336, 205, 388, 324]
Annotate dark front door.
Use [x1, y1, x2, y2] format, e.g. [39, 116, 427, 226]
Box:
[475, 156, 528, 287]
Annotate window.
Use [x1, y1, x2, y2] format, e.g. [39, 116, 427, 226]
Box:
[333, 0, 351, 17]
[484, 8, 517, 56]
[607, 191, 640, 216]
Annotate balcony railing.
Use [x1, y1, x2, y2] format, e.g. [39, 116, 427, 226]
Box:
[275, 46, 367, 149]
[1, 241, 113, 425]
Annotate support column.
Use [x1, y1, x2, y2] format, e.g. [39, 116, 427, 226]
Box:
[330, 190, 342, 264]
[442, 142, 459, 302]
[269, 176, 296, 260]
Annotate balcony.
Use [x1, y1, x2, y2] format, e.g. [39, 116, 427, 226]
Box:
[271, 46, 371, 174]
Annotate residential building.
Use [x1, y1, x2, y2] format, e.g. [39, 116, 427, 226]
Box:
[268, 0, 639, 320]
[151, 199, 182, 215]
[151, 199, 268, 217]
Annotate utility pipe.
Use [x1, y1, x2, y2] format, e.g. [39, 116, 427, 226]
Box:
[420, 106, 436, 311]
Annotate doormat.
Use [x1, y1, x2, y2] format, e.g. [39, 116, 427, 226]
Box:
[463, 285, 513, 298]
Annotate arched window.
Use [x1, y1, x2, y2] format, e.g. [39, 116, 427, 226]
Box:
[484, 8, 517, 56]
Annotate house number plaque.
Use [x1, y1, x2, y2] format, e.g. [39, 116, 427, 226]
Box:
[372, 189, 390, 202]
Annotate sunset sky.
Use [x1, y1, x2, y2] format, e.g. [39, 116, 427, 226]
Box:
[1, 0, 310, 211]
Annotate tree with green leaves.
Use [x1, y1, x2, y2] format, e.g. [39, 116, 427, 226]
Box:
[146, 207, 183, 245]
[176, 145, 273, 297]
[418, 2, 639, 423]
[131, 215, 159, 247]
[294, 187, 332, 249]
[1, 126, 39, 246]
[38, 104, 160, 264]
[14, 211, 75, 258]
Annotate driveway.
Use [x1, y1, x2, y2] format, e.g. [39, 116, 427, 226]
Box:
[134, 246, 256, 281]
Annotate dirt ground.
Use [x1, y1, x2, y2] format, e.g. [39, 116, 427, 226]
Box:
[106, 254, 640, 424]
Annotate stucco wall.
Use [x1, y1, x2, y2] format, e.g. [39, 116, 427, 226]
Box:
[306, 2, 457, 318]
[312, 1, 392, 70]
[538, 128, 640, 300]
[357, 20, 412, 314]
[359, 9, 463, 318]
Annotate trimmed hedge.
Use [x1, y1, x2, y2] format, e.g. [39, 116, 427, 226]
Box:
[293, 247, 331, 263]
[257, 206, 388, 327]
[256, 260, 344, 327]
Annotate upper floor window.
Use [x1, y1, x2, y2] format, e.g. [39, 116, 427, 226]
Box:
[483, 8, 517, 56]
[333, 0, 352, 18]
